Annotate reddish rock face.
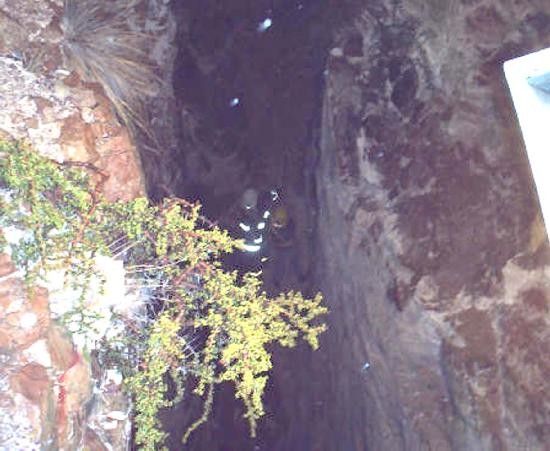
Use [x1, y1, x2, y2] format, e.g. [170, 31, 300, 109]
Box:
[0, 251, 89, 447]
[9, 363, 50, 404]
[0, 253, 16, 277]
[0, 3, 146, 203]
[0, 0, 159, 446]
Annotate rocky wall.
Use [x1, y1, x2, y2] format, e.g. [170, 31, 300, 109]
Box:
[0, 0, 171, 449]
[304, 0, 550, 450]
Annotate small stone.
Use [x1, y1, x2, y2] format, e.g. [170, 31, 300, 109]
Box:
[102, 420, 118, 430]
[106, 410, 127, 421]
[54, 69, 71, 78]
[105, 369, 123, 385]
[54, 80, 71, 99]
[19, 312, 38, 330]
[23, 339, 52, 368]
[6, 298, 24, 314]
[81, 107, 95, 124]
[28, 122, 62, 141]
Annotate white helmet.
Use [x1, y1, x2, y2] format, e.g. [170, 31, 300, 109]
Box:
[241, 188, 258, 210]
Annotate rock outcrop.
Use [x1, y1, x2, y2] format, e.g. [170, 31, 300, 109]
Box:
[0, 0, 168, 448]
[299, 0, 550, 449]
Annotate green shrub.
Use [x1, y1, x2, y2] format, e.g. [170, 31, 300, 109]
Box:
[0, 141, 327, 450]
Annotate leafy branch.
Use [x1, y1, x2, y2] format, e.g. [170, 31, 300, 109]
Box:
[0, 141, 327, 450]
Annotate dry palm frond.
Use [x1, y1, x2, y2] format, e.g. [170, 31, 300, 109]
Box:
[60, 0, 162, 142]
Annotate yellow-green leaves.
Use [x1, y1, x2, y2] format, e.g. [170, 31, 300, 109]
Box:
[192, 268, 327, 438]
[126, 313, 185, 451]
[0, 141, 328, 449]
[0, 142, 93, 281]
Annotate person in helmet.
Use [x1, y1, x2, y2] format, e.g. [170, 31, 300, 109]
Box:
[235, 187, 279, 256]
[241, 188, 258, 211]
[265, 198, 300, 292]
[270, 205, 295, 248]
[236, 188, 264, 254]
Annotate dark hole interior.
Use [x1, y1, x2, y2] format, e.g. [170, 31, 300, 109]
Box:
[137, 1, 352, 449]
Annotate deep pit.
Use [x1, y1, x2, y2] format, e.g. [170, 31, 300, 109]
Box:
[136, 0, 550, 450]
[0, 0, 549, 449]
[140, 1, 350, 449]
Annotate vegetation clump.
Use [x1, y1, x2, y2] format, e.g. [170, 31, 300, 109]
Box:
[60, 0, 161, 142]
[0, 141, 327, 450]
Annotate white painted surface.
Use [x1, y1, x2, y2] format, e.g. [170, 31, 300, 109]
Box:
[504, 47, 550, 232]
